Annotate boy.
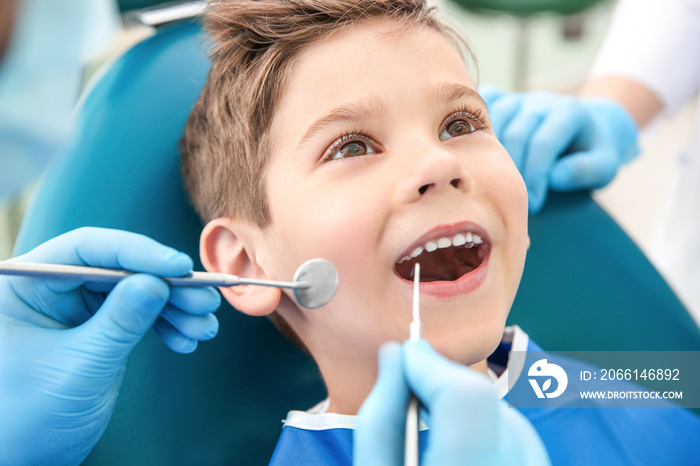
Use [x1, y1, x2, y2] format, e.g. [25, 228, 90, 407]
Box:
[181, 0, 700, 464]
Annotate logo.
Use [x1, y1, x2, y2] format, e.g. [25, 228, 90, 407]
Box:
[528, 359, 568, 398]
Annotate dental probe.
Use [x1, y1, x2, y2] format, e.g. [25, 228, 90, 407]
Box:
[405, 262, 422, 466]
[0, 258, 338, 309]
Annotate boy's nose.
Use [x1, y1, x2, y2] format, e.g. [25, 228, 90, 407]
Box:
[396, 145, 471, 203]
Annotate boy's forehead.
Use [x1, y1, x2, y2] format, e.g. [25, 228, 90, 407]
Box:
[291, 20, 473, 95]
[271, 20, 477, 147]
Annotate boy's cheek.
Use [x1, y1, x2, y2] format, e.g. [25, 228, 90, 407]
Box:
[491, 159, 529, 219]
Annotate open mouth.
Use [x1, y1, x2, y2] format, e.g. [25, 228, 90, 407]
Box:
[394, 231, 490, 282]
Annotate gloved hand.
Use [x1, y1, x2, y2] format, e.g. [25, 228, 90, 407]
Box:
[355, 339, 550, 466]
[480, 85, 639, 213]
[0, 227, 221, 465]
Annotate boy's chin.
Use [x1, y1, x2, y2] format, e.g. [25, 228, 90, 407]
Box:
[426, 320, 506, 366]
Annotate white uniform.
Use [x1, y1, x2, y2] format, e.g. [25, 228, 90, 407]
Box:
[591, 0, 700, 322]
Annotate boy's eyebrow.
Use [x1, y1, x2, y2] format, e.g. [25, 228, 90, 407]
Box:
[426, 82, 488, 109]
[297, 97, 384, 150]
[296, 83, 486, 150]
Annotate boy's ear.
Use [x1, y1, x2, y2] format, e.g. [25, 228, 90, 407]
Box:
[200, 218, 281, 317]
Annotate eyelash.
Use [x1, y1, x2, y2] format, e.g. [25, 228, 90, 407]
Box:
[321, 105, 488, 162]
[444, 105, 488, 133]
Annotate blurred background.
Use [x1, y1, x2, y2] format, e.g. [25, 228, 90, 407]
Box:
[0, 0, 695, 287]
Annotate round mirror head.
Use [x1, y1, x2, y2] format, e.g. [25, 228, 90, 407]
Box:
[293, 258, 338, 309]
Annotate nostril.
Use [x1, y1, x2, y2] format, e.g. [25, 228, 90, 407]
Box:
[418, 184, 430, 195]
[450, 178, 460, 188]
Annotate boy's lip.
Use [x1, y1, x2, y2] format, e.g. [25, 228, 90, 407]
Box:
[393, 221, 492, 298]
[394, 221, 491, 262]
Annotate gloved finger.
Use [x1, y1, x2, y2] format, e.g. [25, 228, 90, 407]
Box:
[68, 287, 106, 324]
[582, 98, 640, 164]
[483, 93, 522, 141]
[499, 107, 544, 172]
[17, 227, 193, 289]
[83, 280, 117, 293]
[355, 341, 408, 466]
[523, 105, 588, 213]
[78, 274, 170, 359]
[84, 282, 221, 315]
[0, 274, 94, 328]
[477, 84, 506, 108]
[168, 286, 221, 316]
[549, 148, 619, 191]
[499, 404, 552, 465]
[152, 317, 199, 354]
[159, 304, 219, 341]
[403, 339, 499, 463]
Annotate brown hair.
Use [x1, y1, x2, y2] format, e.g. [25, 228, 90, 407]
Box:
[180, 0, 474, 227]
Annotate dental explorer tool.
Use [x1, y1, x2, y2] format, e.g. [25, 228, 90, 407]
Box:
[405, 262, 421, 466]
[0, 258, 338, 309]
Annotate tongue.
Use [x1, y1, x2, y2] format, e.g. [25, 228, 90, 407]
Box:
[420, 247, 478, 282]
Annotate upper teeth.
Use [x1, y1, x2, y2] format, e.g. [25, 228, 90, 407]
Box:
[397, 232, 483, 264]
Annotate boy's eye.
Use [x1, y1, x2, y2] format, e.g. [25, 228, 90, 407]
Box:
[340, 141, 370, 157]
[442, 120, 475, 138]
[439, 110, 481, 141]
[325, 134, 377, 161]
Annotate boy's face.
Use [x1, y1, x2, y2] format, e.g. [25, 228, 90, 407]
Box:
[251, 21, 528, 367]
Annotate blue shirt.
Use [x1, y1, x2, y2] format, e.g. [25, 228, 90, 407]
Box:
[269, 327, 700, 465]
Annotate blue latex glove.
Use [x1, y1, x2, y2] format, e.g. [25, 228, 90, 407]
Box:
[355, 339, 550, 466]
[480, 85, 639, 213]
[0, 227, 221, 465]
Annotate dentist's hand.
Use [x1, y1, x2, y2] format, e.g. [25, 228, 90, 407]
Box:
[480, 85, 639, 213]
[355, 339, 550, 466]
[0, 227, 221, 466]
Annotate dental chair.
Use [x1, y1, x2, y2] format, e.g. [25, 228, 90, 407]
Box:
[14, 15, 700, 466]
[449, 0, 605, 91]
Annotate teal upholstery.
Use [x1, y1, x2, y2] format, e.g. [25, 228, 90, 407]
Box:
[450, 0, 603, 17]
[14, 18, 700, 465]
[117, 0, 168, 13]
[509, 192, 700, 352]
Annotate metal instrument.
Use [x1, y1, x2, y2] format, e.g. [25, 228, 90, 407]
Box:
[405, 262, 422, 466]
[0, 257, 338, 309]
